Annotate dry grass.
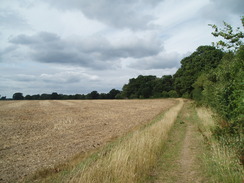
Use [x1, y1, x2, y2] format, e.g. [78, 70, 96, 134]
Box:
[196, 107, 215, 140]
[69, 99, 184, 183]
[196, 107, 244, 183]
[0, 99, 176, 183]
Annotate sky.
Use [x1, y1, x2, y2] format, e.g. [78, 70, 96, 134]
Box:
[0, 0, 243, 98]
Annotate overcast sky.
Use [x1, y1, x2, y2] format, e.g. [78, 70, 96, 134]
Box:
[0, 0, 243, 98]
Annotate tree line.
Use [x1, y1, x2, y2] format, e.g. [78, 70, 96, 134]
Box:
[11, 89, 122, 100]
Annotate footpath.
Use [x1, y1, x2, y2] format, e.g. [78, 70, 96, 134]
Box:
[150, 100, 207, 183]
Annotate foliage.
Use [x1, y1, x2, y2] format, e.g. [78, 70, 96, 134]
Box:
[13, 92, 24, 100]
[196, 107, 244, 183]
[209, 16, 244, 51]
[193, 46, 244, 129]
[122, 75, 156, 99]
[87, 91, 100, 99]
[0, 96, 7, 100]
[173, 46, 223, 97]
[121, 75, 174, 99]
[168, 90, 178, 98]
[20, 89, 121, 100]
[193, 18, 244, 163]
[107, 89, 121, 99]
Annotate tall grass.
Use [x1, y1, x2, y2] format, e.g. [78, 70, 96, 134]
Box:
[196, 107, 216, 140]
[196, 107, 244, 183]
[69, 99, 184, 183]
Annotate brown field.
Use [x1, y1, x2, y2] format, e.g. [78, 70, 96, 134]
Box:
[0, 99, 176, 183]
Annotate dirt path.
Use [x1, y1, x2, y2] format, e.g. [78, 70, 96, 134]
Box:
[176, 116, 204, 182]
[152, 101, 206, 183]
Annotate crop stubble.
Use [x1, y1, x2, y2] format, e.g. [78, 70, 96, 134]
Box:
[0, 99, 176, 182]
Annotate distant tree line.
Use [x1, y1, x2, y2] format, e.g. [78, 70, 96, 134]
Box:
[0, 95, 7, 100]
[11, 89, 122, 100]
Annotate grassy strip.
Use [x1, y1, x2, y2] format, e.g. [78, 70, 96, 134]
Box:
[148, 101, 206, 183]
[147, 102, 188, 183]
[68, 99, 184, 183]
[196, 107, 244, 183]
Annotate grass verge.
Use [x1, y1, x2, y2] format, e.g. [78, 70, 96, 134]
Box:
[196, 107, 244, 183]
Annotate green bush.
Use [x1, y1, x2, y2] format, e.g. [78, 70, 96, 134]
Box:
[168, 90, 178, 98]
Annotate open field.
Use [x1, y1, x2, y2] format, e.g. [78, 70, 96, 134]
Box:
[0, 99, 176, 183]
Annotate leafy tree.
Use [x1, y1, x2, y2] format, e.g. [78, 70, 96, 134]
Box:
[13, 92, 24, 100]
[173, 46, 223, 97]
[25, 95, 32, 100]
[107, 89, 121, 99]
[121, 75, 157, 99]
[0, 96, 6, 100]
[193, 18, 244, 139]
[74, 94, 85, 99]
[209, 16, 244, 51]
[87, 91, 100, 99]
[115, 93, 123, 99]
[51, 92, 60, 100]
[99, 93, 108, 99]
[40, 93, 51, 100]
[168, 90, 178, 98]
[151, 75, 173, 98]
[161, 91, 169, 98]
[33, 94, 40, 100]
[194, 47, 243, 122]
[121, 75, 175, 99]
[161, 75, 174, 92]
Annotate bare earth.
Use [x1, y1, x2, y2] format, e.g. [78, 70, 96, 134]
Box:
[0, 99, 176, 183]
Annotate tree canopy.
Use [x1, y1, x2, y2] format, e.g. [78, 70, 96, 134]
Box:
[13, 93, 24, 100]
[173, 46, 223, 97]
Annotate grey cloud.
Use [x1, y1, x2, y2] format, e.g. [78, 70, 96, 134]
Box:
[0, 9, 29, 29]
[10, 32, 60, 45]
[45, 0, 163, 29]
[10, 34, 39, 45]
[0, 46, 18, 61]
[9, 32, 162, 69]
[32, 50, 99, 69]
[201, 0, 244, 22]
[129, 52, 182, 70]
[211, 0, 244, 14]
[40, 71, 100, 84]
[0, 45, 23, 63]
[15, 74, 37, 82]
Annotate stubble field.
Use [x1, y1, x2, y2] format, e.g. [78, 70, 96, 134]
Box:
[0, 99, 176, 183]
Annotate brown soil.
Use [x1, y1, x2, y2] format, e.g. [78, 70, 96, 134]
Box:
[0, 99, 176, 183]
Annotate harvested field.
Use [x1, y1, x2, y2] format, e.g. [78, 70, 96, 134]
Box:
[0, 99, 176, 183]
